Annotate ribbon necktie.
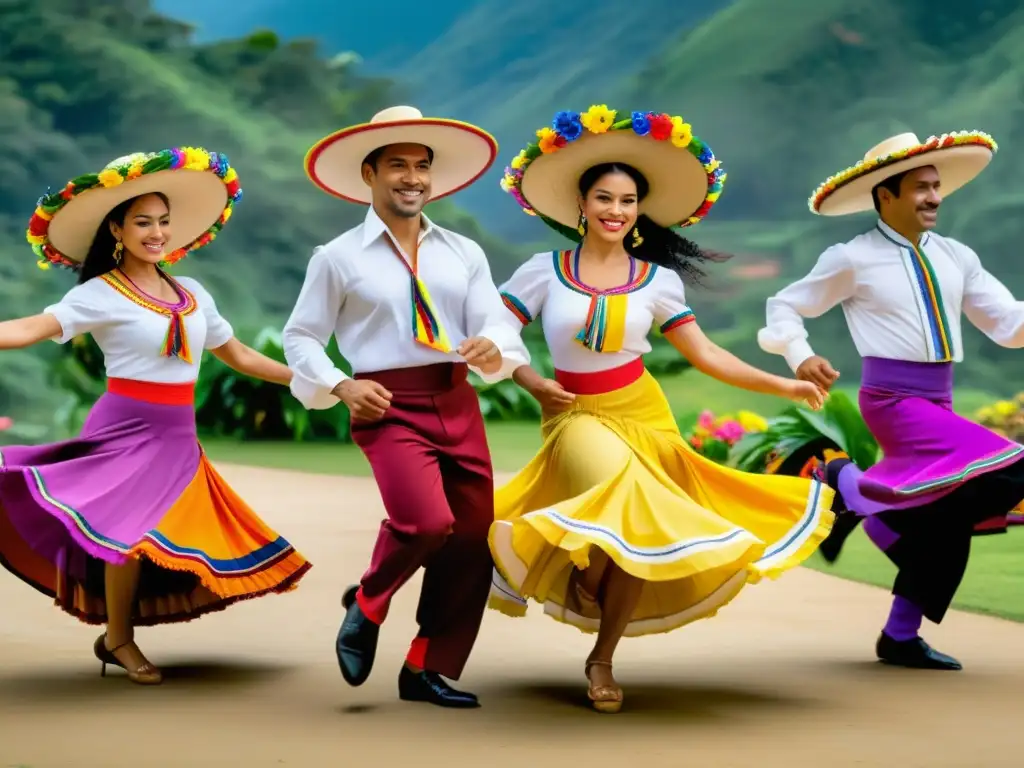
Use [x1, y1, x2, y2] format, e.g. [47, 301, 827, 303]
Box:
[383, 234, 452, 353]
[101, 270, 196, 364]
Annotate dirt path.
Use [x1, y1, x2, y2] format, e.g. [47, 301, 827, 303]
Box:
[2, 463, 1023, 767]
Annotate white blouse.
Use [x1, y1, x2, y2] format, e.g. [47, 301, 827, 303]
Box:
[283, 207, 530, 410]
[43, 273, 234, 384]
[498, 249, 695, 373]
[758, 219, 1024, 371]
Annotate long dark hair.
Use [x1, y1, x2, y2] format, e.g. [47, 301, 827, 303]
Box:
[575, 162, 731, 285]
[77, 192, 170, 284]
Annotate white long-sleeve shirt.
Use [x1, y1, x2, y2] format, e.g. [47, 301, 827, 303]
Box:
[283, 207, 530, 409]
[758, 219, 1024, 372]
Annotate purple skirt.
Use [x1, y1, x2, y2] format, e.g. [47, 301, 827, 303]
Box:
[0, 381, 310, 626]
[844, 357, 1024, 513]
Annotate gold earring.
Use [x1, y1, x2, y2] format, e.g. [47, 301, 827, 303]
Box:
[632, 227, 643, 247]
[577, 214, 586, 237]
[113, 240, 124, 264]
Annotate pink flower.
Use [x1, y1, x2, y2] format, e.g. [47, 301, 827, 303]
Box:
[0, 417, 12, 431]
[697, 410, 715, 430]
[713, 419, 745, 445]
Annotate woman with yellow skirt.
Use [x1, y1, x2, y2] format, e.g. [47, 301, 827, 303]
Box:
[488, 105, 836, 712]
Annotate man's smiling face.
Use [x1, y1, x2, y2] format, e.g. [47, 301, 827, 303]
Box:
[362, 143, 433, 219]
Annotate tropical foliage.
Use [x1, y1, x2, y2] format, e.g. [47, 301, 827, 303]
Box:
[682, 409, 767, 463]
[974, 395, 1024, 443]
[729, 391, 879, 474]
[678, 391, 879, 480]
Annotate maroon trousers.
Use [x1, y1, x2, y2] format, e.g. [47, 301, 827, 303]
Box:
[349, 362, 494, 680]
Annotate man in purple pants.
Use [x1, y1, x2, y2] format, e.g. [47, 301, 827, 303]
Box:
[759, 130, 1024, 670]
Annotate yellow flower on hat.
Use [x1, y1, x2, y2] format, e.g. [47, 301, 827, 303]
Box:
[98, 169, 124, 188]
[126, 164, 143, 180]
[500, 173, 516, 191]
[184, 147, 211, 170]
[510, 150, 528, 170]
[581, 104, 617, 134]
[670, 116, 693, 148]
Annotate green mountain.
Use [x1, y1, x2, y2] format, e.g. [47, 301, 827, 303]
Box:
[623, 0, 1024, 392]
[0, 0, 529, 420]
[148, 0, 731, 241]
[2, 0, 1022, 426]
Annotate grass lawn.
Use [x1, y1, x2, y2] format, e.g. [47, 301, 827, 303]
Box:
[203, 420, 543, 477]
[658, 371, 999, 421]
[805, 528, 1024, 624]
[203, 371, 1023, 623]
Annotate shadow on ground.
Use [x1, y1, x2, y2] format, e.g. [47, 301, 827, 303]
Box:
[0, 659, 294, 704]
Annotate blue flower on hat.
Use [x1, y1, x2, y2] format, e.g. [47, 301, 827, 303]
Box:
[631, 111, 651, 136]
[553, 110, 583, 141]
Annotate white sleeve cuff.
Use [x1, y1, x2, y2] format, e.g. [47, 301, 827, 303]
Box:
[41, 306, 74, 344]
[288, 367, 348, 410]
[783, 339, 816, 374]
[470, 330, 531, 384]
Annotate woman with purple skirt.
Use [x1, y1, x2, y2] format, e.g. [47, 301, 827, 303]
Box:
[759, 129, 1024, 671]
[1, 148, 311, 685]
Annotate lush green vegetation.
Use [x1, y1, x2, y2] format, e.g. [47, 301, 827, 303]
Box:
[627, 0, 1024, 391]
[0, 0, 528, 424]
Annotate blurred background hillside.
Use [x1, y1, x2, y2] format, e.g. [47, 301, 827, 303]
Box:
[2, 0, 1023, 431]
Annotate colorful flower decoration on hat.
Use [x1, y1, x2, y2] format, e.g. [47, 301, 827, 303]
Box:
[26, 146, 242, 272]
[499, 104, 726, 235]
[808, 130, 997, 213]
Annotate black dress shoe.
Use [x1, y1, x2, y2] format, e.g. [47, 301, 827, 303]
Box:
[876, 632, 962, 670]
[398, 666, 480, 708]
[336, 584, 380, 687]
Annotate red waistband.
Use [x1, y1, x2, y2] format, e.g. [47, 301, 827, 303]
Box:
[107, 378, 195, 406]
[554, 357, 645, 395]
[355, 362, 468, 395]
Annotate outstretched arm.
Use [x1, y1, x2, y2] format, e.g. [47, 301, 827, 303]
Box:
[960, 243, 1024, 348]
[0, 314, 64, 350]
[210, 338, 292, 386]
[667, 321, 824, 409]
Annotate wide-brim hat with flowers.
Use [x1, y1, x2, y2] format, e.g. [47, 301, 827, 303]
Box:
[809, 131, 997, 216]
[305, 105, 498, 204]
[26, 147, 242, 271]
[501, 104, 726, 239]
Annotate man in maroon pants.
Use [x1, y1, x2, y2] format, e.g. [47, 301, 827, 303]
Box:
[283, 106, 528, 708]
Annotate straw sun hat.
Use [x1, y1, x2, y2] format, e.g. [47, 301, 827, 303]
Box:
[305, 105, 498, 204]
[26, 147, 241, 271]
[500, 104, 727, 239]
[809, 130, 997, 216]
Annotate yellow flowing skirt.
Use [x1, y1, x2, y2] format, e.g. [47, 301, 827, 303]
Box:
[487, 370, 835, 637]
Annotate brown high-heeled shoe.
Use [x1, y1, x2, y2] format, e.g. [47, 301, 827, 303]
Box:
[93, 634, 163, 685]
[585, 659, 623, 714]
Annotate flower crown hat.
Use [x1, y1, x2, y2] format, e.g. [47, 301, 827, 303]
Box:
[809, 130, 997, 216]
[500, 105, 726, 239]
[305, 105, 498, 204]
[26, 147, 241, 271]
